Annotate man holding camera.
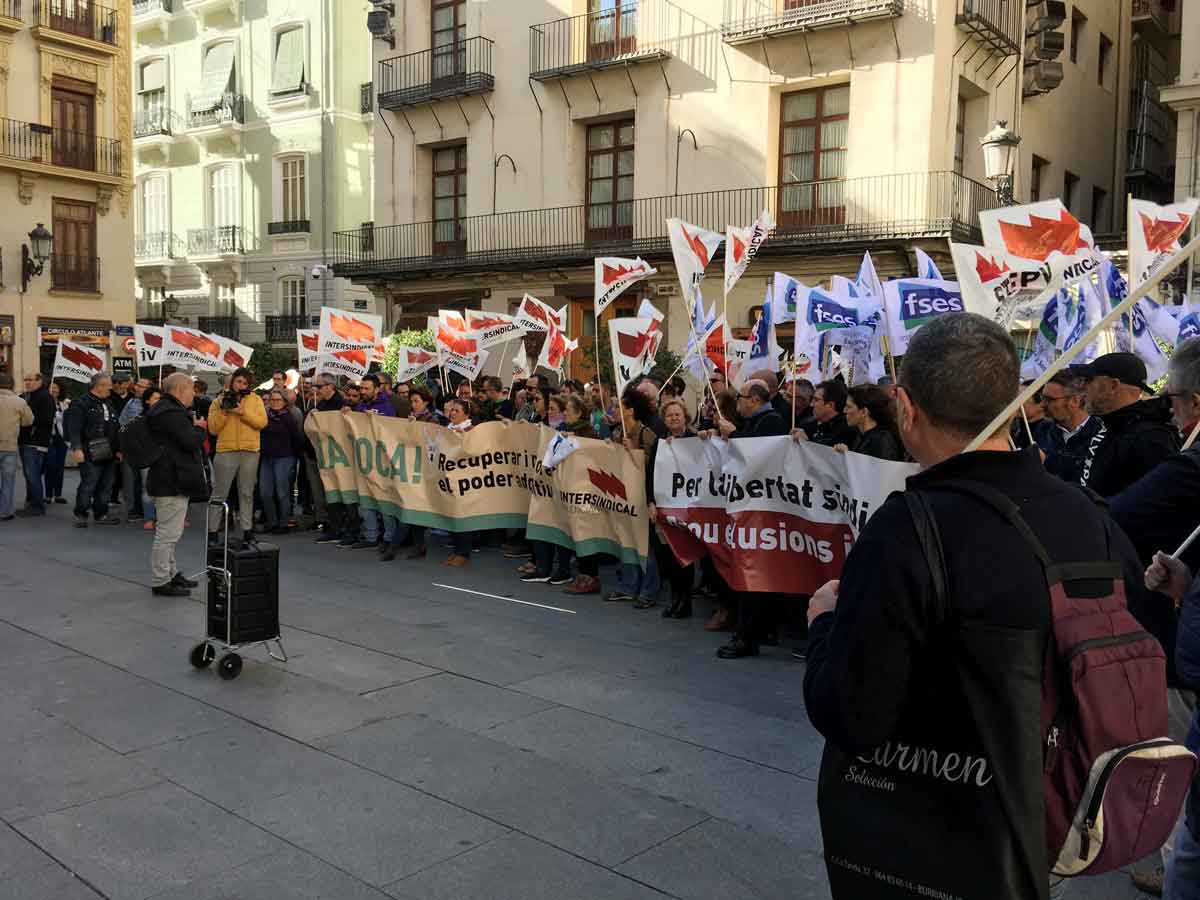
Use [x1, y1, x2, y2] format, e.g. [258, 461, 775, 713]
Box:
[206, 367, 266, 546]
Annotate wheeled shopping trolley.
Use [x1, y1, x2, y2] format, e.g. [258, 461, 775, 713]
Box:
[189, 501, 287, 680]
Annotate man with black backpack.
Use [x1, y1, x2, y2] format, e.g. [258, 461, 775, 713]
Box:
[144, 373, 208, 596]
[803, 313, 1186, 900]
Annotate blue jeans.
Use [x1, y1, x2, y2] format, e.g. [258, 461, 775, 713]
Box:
[617, 554, 660, 601]
[532, 540, 573, 579]
[258, 456, 295, 528]
[0, 451, 17, 518]
[74, 459, 115, 520]
[452, 532, 473, 556]
[19, 446, 46, 512]
[1166, 811, 1200, 899]
[44, 436, 67, 499]
[360, 507, 409, 544]
[121, 460, 143, 517]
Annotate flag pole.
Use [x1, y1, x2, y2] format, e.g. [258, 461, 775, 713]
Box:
[965, 233, 1200, 452]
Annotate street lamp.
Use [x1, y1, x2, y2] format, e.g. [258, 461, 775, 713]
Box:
[980, 120, 1021, 207]
[20, 223, 52, 293]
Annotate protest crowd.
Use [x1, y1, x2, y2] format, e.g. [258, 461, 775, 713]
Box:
[4, 194, 1200, 900]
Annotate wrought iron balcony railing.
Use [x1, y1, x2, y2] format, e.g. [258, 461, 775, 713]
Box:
[198, 315, 239, 339]
[268, 219, 311, 235]
[530, 0, 671, 81]
[134, 106, 183, 138]
[133, 0, 173, 15]
[266, 314, 308, 344]
[187, 225, 244, 256]
[0, 117, 123, 176]
[955, 0, 1020, 57]
[50, 254, 100, 292]
[135, 231, 181, 260]
[36, 0, 118, 46]
[377, 36, 494, 109]
[333, 171, 995, 280]
[360, 82, 373, 114]
[1128, 82, 1175, 185]
[0, 0, 21, 20]
[1131, 0, 1173, 35]
[187, 93, 245, 130]
[721, 0, 903, 44]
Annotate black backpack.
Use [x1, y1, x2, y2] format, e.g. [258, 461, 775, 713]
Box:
[118, 414, 163, 469]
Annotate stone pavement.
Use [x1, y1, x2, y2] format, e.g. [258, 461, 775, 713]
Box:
[0, 476, 1154, 899]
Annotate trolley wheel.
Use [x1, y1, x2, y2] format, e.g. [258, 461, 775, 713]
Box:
[189, 642, 215, 669]
[217, 653, 243, 680]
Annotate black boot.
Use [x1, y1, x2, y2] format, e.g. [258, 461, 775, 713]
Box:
[662, 584, 692, 619]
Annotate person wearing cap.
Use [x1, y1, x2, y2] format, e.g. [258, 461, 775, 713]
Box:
[1069, 351, 1179, 498]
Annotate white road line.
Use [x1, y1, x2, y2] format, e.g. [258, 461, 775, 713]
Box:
[431, 583, 578, 615]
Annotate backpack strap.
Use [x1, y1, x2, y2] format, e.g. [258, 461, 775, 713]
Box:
[902, 490, 949, 621]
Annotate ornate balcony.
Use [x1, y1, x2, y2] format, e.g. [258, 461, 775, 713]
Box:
[135, 231, 181, 262]
[333, 170, 995, 281]
[721, 0, 903, 45]
[377, 37, 494, 110]
[34, 0, 118, 53]
[265, 314, 308, 344]
[267, 219, 311, 236]
[529, 1, 670, 82]
[0, 0, 22, 32]
[186, 93, 245, 149]
[198, 315, 239, 339]
[133, 0, 180, 39]
[188, 226, 243, 257]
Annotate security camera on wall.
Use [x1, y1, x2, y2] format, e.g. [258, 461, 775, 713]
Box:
[311, 264, 329, 280]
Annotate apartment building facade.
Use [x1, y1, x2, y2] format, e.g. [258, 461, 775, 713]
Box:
[131, 0, 374, 358]
[336, 0, 1132, 381]
[1159, 0, 1197, 302]
[0, 0, 136, 379]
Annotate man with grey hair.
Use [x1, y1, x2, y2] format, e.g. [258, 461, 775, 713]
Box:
[64, 373, 121, 527]
[146, 373, 208, 596]
[304, 374, 350, 543]
[0, 372, 33, 521]
[1041, 370, 1103, 486]
[803, 312, 1150, 900]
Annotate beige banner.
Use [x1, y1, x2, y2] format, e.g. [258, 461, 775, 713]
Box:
[304, 412, 649, 566]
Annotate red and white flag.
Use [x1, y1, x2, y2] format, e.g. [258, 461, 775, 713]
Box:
[724, 209, 776, 296]
[949, 241, 1059, 329]
[164, 326, 224, 370]
[1128, 197, 1198, 287]
[536, 319, 577, 374]
[512, 342, 530, 379]
[638, 297, 664, 360]
[53, 339, 107, 384]
[316, 307, 382, 378]
[609, 316, 656, 393]
[514, 294, 566, 333]
[667, 218, 723, 304]
[395, 346, 439, 382]
[134, 324, 164, 368]
[442, 346, 489, 381]
[977, 199, 1099, 303]
[435, 311, 481, 357]
[463, 309, 526, 349]
[216, 336, 254, 374]
[594, 257, 656, 317]
[296, 329, 320, 372]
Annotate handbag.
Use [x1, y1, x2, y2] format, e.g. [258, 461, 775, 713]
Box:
[86, 436, 113, 462]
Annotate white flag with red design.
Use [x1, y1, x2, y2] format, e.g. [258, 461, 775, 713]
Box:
[163, 325, 225, 370]
[442, 346, 489, 381]
[637, 297, 664, 360]
[667, 218, 724, 304]
[512, 342, 530, 379]
[949, 241, 1060, 329]
[514, 294, 566, 333]
[724, 209, 776, 296]
[435, 310, 481, 357]
[315, 308, 382, 378]
[463, 309, 526, 349]
[1128, 197, 1199, 287]
[134, 324, 164, 368]
[396, 346, 439, 382]
[594, 257, 656, 317]
[53, 339, 108, 384]
[536, 319, 577, 374]
[296, 329, 320, 372]
[609, 316, 656, 394]
[215, 336, 255, 374]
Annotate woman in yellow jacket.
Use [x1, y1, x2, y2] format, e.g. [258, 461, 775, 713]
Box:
[206, 367, 267, 546]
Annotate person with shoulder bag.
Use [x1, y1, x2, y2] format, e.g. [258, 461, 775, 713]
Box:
[144, 373, 209, 596]
[63, 372, 120, 528]
[206, 367, 267, 547]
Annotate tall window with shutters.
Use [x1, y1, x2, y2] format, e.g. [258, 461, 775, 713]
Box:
[51, 77, 96, 171]
[137, 59, 167, 131]
[280, 156, 306, 224]
[280, 278, 306, 316]
[271, 26, 306, 97]
[778, 84, 848, 227]
[586, 119, 634, 244]
[193, 41, 236, 122]
[139, 174, 168, 243]
[433, 144, 467, 256]
[207, 165, 238, 252]
[52, 198, 97, 292]
[214, 284, 237, 318]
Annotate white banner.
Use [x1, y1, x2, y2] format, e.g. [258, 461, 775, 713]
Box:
[134, 324, 164, 368]
[53, 339, 108, 384]
[297, 329, 320, 372]
[1128, 198, 1198, 288]
[316, 307, 382, 378]
[609, 316, 655, 393]
[395, 346, 439, 382]
[163, 326, 224, 370]
[594, 257, 656, 317]
[464, 310, 526, 349]
[442, 346, 489, 381]
[667, 218, 723, 302]
[515, 294, 566, 333]
[217, 336, 254, 374]
[723, 209, 775, 296]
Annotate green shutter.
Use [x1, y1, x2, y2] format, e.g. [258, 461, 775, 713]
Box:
[193, 42, 235, 113]
[272, 28, 305, 94]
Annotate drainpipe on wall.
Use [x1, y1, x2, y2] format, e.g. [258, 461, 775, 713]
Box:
[321, 0, 329, 315]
